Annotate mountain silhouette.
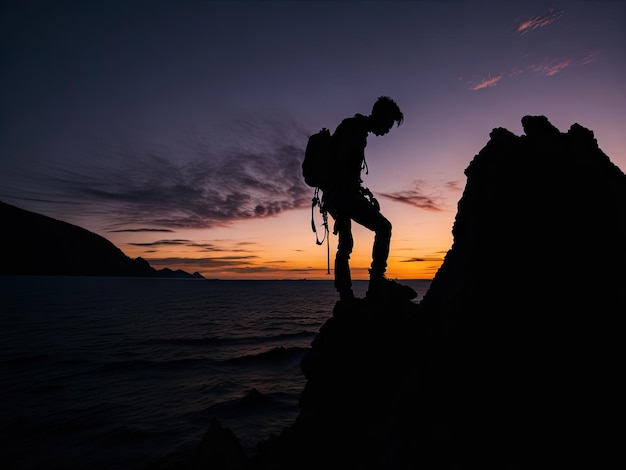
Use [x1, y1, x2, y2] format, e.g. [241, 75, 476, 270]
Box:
[0, 201, 203, 278]
[186, 116, 626, 469]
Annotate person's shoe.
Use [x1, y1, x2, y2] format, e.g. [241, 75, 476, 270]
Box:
[366, 277, 417, 301]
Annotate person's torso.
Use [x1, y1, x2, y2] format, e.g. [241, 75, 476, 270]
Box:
[330, 114, 369, 188]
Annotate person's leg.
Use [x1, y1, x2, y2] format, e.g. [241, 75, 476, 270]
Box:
[333, 215, 354, 300]
[349, 197, 392, 279]
[350, 195, 417, 300]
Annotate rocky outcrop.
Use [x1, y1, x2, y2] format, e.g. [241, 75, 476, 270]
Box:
[191, 115, 626, 469]
[0, 201, 203, 278]
[416, 115, 626, 468]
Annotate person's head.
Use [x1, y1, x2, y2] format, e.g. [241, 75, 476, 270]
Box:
[370, 96, 403, 136]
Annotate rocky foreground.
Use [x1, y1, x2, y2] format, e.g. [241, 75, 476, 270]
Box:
[187, 116, 625, 469]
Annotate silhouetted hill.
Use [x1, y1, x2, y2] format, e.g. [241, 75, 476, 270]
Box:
[0, 201, 203, 278]
[186, 116, 625, 469]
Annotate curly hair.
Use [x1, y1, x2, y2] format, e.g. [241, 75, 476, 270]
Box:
[372, 96, 404, 126]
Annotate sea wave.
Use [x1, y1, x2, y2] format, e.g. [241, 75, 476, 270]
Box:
[139, 329, 317, 347]
[223, 346, 309, 365]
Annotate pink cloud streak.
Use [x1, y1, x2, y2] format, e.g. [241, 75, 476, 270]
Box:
[529, 52, 598, 77]
[467, 51, 598, 90]
[517, 9, 564, 34]
[468, 74, 503, 91]
[529, 59, 573, 77]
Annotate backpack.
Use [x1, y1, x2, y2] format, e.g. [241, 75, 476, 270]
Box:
[302, 127, 333, 189]
[302, 127, 333, 273]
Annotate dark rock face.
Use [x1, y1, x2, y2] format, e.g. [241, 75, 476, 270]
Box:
[418, 116, 626, 468]
[260, 300, 435, 470]
[194, 115, 626, 469]
[0, 201, 203, 278]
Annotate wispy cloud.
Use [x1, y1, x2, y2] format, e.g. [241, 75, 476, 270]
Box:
[443, 181, 463, 192]
[400, 257, 443, 263]
[528, 58, 573, 76]
[109, 228, 175, 233]
[128, 239, 253, 253]
[528, 51, 598, 77]
[128, 239, 196, 247]
[378, 180, 459, 211]
[142, 253, 296, 277]
[516, 8, 564, 34]
[466, 51, 598, 90]
[462, 8, 599, 91]
[128, 237, 270, 276]
[146, 255, 259, 268]
[581, 51, 599, 65]
[468, 74, 503, 91]
[23, 118, 312, 230]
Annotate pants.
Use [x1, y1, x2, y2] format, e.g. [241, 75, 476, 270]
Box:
[324, 187, 392, 293]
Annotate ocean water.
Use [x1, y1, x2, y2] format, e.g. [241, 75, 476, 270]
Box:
[0, 276, 431, 469]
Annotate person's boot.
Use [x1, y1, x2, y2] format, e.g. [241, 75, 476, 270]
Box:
[366, 276, 417, 301]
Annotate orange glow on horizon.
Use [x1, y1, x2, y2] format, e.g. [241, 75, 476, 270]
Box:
[123, 235, 446, 281]
[114, 195, 455, 281]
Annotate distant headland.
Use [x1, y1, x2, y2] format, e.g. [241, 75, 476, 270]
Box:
[0, 201, 203, 279]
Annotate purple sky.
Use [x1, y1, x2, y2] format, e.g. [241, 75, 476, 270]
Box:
[1, 0, 624, 279]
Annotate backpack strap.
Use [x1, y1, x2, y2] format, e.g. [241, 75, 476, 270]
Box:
[310, 187, 328, 245]
[310, 187, 331, 274]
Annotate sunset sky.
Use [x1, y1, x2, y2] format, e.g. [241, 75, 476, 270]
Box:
[2, 0, 625, 280]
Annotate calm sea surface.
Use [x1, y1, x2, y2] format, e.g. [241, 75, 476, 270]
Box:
[0, 276, 431, 469]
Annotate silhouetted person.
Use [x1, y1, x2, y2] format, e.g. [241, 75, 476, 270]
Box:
[322, 96, 417, 302]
